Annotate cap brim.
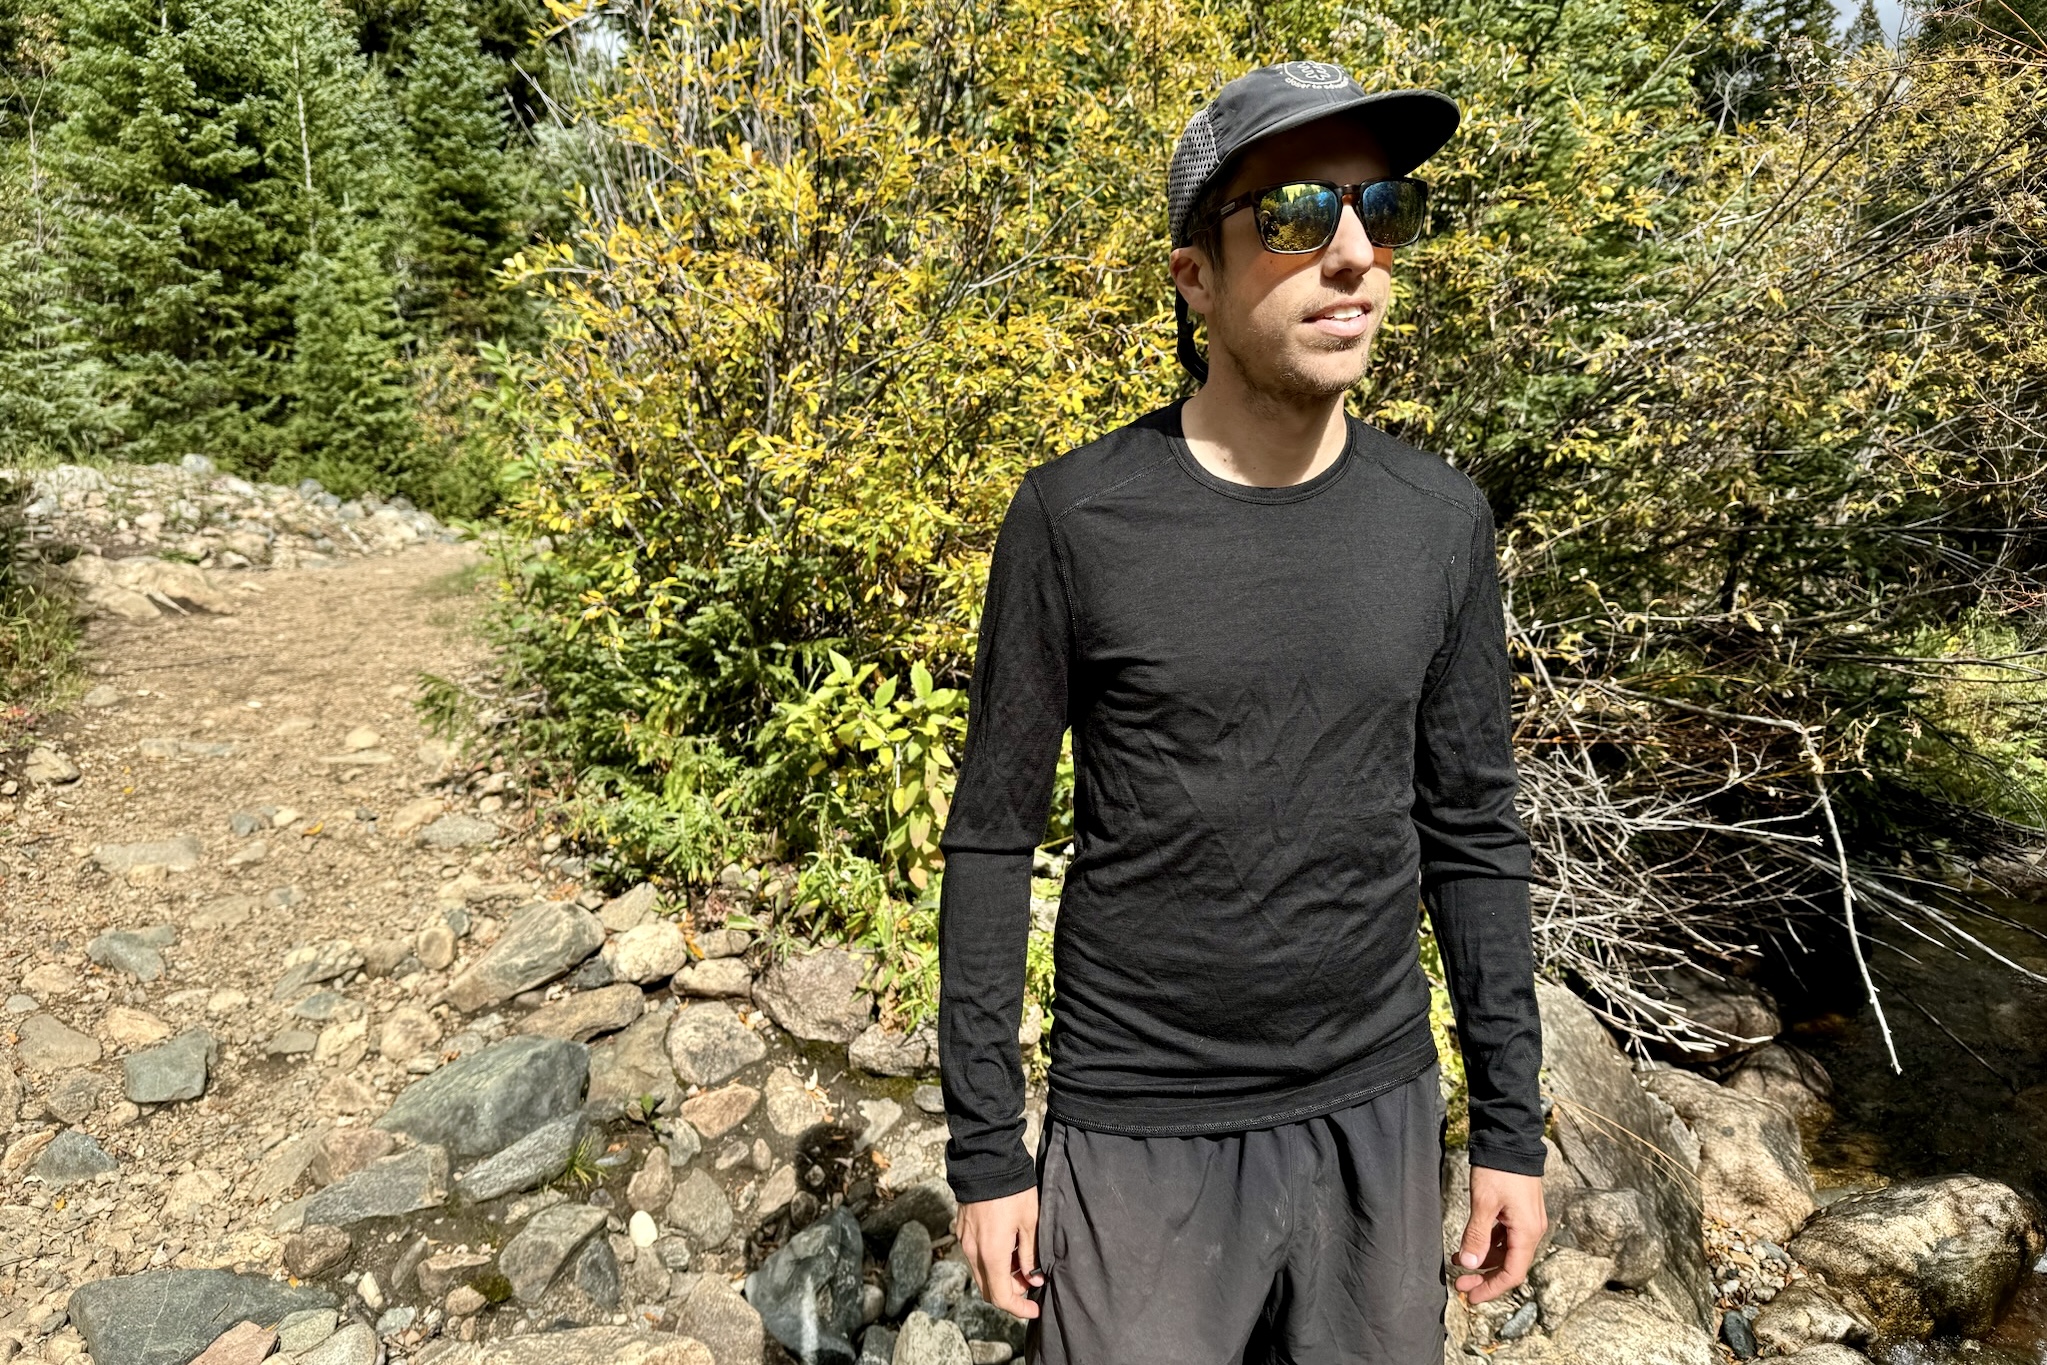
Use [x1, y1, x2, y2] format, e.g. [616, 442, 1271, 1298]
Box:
[1231, 88, 1460, 180]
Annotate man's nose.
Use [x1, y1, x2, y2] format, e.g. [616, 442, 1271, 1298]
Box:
[1324, 192, 1381, 273]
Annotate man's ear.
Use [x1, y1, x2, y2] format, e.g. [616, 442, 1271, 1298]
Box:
[1170, 244, 1218, 318]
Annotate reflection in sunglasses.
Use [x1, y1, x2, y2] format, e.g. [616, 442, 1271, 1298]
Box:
[1223, 178, 1431, 254]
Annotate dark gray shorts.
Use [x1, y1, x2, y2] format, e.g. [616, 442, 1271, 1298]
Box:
[1023, 1060, 1449, 1365]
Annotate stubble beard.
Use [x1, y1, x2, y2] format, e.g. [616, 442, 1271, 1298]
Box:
[1213, 300, 1374, 412]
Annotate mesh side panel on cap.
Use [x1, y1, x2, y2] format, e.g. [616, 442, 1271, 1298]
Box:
[1167, 106, 1221, 247]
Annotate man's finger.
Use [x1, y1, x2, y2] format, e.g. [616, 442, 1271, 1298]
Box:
[1016, 1206, 1041, 1281]
[986, 1228, 1036, 1319]
[1499, 1214, 1541, 1287]
[1455, 1195, 1501, 1272]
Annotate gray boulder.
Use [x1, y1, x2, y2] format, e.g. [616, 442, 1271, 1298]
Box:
[92, 835, 203, 874]
[1535, 982, 1714, 1331]
[374, 1035, 588, 1160]
[667, 1000, 768, 1086]
[949, 1297, 1026, 1354]
[456, 1112, 588, 1201]
[272, 943, 365, 1001]
[68, 1269, 334, 1365]
[446, 902, 604, 1012]
[1638, 963, 1779, 1063]
[88, 929, 167, 981]
[753, 948, 874, 1044]
[673, 957, 753, 1000]
[915, 1262, 970, 1318]
[299, 1322, 376, 1365]
[1786, 1174, 2047, 1338]
[1750, 1277, 1875, 1355]
[598, 882, 660, 932]
[1724, 1041, 1835, 1132]
[1636, 1064, 1816, 1242]
[301, 1146, 450, 1226]
[1546, 1290, 1715, 1365]
[746, 1206, 866, 1365]
[123, 1028, 216, 1104]
[665, 1168, 734, 1250]
[1532, 1246, 1617, 1328]
[857, 1325, 895, 1365]
[848, 1022, 938, 1078]
[519, 983, 646, 1043]
[586, 1000, 683, 1121]
[417, 813, 500, 849]
[554, 1230, 622, 1315]
[673, 1272, 767, 1365]
[43, 1070, 107, 1125]
[886, 1219, 933, 1317]
[890, 1312, 970, 1365]
[1551, 1186, 1666, 1289]
[32, 1129, 118, 1184]
[859, 1178, 958, 1242]
[500, 1202, 610, 1302]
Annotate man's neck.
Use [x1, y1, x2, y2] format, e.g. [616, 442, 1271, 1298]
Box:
[1179, 363, 1350, 489]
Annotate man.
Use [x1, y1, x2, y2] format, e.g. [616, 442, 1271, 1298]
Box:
[934, 61, 1547, 1364]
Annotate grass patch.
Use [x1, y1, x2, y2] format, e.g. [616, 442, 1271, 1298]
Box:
[418, 556, 493, 601]
[1, 474, 84, 746]
[0, 580, 82, 743]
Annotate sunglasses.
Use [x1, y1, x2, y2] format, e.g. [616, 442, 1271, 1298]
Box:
[1215, 177, 1431, 253]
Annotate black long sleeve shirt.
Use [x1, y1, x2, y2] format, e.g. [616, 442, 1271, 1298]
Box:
[935, 400, 1546, 1204]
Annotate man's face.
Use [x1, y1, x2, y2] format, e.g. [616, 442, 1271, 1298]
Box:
[1172, 118, 1394, 403]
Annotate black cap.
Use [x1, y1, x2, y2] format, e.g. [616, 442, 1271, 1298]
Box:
[1168, 62, 1460, 381]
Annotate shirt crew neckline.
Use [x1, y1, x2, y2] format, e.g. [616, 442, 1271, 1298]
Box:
[1163, 398, 1359, 504]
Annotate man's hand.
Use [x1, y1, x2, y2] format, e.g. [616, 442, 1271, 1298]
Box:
[954, 1186, 1044, 1319]
[1452, 1167, 1546, 1304]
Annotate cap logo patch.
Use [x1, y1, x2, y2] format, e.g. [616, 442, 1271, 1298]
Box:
[1281, 61, 1349, 89]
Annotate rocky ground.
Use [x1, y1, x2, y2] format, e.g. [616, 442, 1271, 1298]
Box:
[1476, 978, 2047, 1365]
[2, 460, 2044, 1365]
[0, 472, 1049, 1365]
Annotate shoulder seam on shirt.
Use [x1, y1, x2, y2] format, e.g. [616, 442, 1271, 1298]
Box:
[1022, 474, 1081, 659]
[1369, 455, 1479, 523]
[1043, 449, 1181, 528]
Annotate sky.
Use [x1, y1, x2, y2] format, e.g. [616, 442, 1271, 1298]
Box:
[1835, 0, 1912, 41]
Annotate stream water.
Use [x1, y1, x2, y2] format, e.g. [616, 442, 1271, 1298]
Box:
[1762, 890, 2047, 1359]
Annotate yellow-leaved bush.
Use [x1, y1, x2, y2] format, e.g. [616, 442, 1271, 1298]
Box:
[491, 0, 1227, 1027]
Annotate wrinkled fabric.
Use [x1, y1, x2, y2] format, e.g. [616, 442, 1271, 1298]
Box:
[1025, 1059, 1450, 1365]
[938, 400, 1544, 1204]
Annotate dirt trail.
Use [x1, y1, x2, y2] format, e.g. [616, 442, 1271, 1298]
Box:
[0, 540, 998, 1365]
[1, 542, 517, 1338]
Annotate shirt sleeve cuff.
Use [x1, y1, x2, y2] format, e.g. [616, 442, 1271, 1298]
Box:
[945, 1151, 1039, 1205]
[1466, 1139, 1548, 1178]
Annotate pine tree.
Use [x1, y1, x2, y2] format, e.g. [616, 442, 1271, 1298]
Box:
[1841, 0, 1886, 48]
[285, 222, 417, 493]
[51, 0, 304, 465]
[1913, 0, 2047, 51]
[0, 0, 122, 459]
[50, 0, 420, 478]
[397, 0, 521, 337]
[1666, 0, 1845, 127]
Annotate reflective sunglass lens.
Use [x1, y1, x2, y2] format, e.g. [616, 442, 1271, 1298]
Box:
[1359, 179, 1428, 246]
[1256, 183, 1341, 252]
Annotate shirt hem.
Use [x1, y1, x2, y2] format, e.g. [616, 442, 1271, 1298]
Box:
[1043, 1026, 1440, 1138]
